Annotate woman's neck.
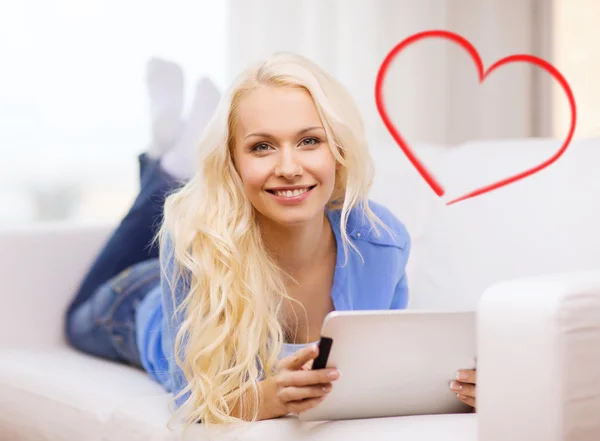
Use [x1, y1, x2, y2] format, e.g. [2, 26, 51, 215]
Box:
[259, 211, 333, 275]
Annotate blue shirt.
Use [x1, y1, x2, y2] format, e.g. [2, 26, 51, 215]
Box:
[135, 200, 410, 407]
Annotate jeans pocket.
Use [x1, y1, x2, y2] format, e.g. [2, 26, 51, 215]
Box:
[107, 322, 142, 367]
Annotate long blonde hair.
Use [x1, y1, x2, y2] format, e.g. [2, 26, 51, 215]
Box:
[158, 52, 388, 427]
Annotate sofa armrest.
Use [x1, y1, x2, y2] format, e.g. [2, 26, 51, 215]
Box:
[477, 270, 600, 441]
[0, 222, 114, 348]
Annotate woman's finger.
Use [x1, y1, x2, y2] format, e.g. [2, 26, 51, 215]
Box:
[279, 344, 318, 371]
[457, 394, 476, 409]
[278, 384, 332, 402]
[288, 396, 327, 415]
[276, 368, 339, 388]
[450, 381, 476, 398]
[302, 359, 314, 370]
[456, 369, 477, 384]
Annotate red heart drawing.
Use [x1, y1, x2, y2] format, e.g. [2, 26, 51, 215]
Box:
[375, 30, 577, 205]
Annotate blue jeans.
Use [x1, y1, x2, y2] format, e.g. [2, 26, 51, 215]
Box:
[65, 153, 184, 367]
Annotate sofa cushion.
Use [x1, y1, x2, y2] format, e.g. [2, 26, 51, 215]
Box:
[0, 346, 168, 441]
[0, 345, 476, 440]
[408, 137, 600, 310]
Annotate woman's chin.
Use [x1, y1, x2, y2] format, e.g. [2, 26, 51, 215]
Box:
[268, 211, 317, 227]
[260, 204, 325, 227]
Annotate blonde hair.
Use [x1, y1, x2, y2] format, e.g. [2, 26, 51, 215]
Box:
[158, 52, 389, 428]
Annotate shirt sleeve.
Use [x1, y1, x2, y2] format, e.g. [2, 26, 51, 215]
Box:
[159, 234, 192, 409]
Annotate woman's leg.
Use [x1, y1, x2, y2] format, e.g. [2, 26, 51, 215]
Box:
[64, 66, 221, 365]
[64, 154, 183, 364]
[65, 57, 186, 318]
[65, 153, 183, 319]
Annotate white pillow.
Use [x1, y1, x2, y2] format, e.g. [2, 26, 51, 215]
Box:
[408, 137, 600, 310]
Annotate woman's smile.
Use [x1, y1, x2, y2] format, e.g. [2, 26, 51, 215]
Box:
[266, 184, 317, 204]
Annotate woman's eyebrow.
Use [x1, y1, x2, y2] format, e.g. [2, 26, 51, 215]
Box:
[244, 126, 325, 140]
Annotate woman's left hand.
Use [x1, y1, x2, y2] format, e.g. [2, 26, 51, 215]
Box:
[450, 369, 477, 410]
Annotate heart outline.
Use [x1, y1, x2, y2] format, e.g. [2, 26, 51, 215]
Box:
[375, 29, 577, 205]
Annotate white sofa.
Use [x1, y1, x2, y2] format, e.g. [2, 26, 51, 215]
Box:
[2, 137, 600, 441]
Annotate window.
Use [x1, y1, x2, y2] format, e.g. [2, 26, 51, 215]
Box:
[552, 0, 600, 138]
[0, 0, 227, 226]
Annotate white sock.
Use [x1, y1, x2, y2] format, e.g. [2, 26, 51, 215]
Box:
[160, 76, 221, 180]
[145, 57, 185, 159]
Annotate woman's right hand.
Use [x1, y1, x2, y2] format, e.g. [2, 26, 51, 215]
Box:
[259, 344, 340, 420]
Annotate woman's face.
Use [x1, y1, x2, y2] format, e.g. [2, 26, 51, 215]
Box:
[232, 85, 337, 226]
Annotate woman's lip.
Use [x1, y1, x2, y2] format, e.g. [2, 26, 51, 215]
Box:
[266, 186, 315, 204]
[266, 185, 316, 192]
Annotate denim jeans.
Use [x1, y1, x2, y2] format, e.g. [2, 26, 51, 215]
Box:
[65, 153, 184, 367]
[66, 259, 161, 367]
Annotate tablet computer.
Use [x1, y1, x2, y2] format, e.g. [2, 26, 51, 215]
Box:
[298, 309, 476, 421]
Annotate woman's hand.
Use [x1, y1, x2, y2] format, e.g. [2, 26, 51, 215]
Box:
[259, 344, 340, 420]
[450, 369, 477, 410]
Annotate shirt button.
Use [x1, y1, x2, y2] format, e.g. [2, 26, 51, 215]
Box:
[357, 233, 361, 237]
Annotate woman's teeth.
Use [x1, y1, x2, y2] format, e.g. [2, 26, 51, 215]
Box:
[275, 187, 310, 198]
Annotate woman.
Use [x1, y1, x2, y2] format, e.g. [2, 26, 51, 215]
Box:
[65, 52, 477, 427]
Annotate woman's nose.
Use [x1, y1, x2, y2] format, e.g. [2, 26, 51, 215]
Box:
[274, 149, 303, 179]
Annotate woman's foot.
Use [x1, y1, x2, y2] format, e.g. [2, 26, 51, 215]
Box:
[160, 76, 221, 180]
[145, 57, 185, 159]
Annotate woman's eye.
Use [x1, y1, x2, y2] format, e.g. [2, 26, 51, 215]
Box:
[251, 143, 272, 152]
[301, 137, 321, 146]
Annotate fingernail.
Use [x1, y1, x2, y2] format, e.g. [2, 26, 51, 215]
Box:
[328, 370, 340, 380]
[449, 381, 462, 391]
[311, 344, 318, 353]
[456, 371, 468, 381]
[322, 385, 332, 393]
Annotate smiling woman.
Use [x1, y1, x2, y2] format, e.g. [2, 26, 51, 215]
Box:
[153, 52, 415, 425]
[64, 51, 476, 430]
